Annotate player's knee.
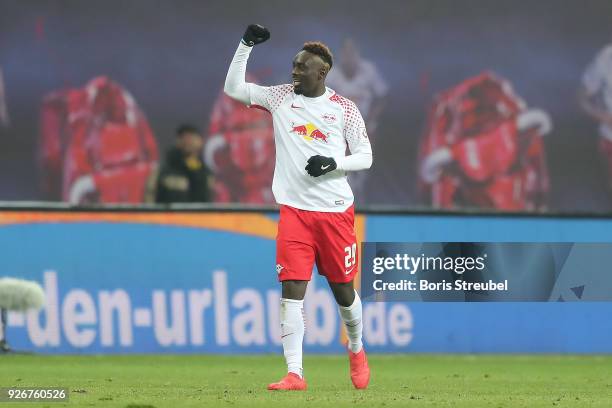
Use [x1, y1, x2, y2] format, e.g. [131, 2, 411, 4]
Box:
[281, 280, 308, 300]
[336, 293, 355, 307]
[329, 282, 355, 307]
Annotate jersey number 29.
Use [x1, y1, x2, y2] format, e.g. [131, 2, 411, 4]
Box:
[344, 243, 357, 268]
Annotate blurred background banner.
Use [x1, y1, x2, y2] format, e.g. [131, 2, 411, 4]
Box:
[2, 0, 612, 213]
[2, 210, 612, 354]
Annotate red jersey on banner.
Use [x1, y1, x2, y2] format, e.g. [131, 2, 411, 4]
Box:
[205, 77, 275, 204]
[418, 71, 551, 211]
[39, 76, 158, 203]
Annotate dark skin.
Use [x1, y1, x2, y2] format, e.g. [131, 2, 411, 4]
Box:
[283, 280, 355, 308]
[292, 50, 330, 98]
[283, 50, 356, 308]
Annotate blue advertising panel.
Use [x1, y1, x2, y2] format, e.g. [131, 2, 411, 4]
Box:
[1, 211, 611, 353]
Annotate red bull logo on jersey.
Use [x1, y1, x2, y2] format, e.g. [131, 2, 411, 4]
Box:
[290, 122, 329, 143]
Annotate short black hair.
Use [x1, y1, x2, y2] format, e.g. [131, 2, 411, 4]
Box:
[302, 42, 333, 68]
[176, 124, 201, 137]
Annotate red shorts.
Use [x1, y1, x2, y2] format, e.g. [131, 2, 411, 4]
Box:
[276, 205, 358, 283]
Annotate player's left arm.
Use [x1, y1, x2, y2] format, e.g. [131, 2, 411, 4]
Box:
[335, 102, 373, 171]
[306, 103, 372, 177]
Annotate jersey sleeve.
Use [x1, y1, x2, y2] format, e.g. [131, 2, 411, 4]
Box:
[582, 46, 612, 95]
[247, 83, 293, 113]
[343, 99, 371, 154]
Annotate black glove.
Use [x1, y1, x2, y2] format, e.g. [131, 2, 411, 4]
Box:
[241, 24, 270, 47]
[305, 155, 337, 177]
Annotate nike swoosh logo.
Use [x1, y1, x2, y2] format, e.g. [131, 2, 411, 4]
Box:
[291, 104, 303, 109]
[281, 333, 294, 339]
[345, 267, 355, 275]
[321, 164, 331, 170]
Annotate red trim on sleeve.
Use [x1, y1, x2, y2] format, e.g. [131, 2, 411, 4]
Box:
[250, 104, 271, 113]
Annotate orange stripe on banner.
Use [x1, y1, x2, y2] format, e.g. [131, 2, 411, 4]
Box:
[340, 214, 366, 345]
[0, 211, 278, 240]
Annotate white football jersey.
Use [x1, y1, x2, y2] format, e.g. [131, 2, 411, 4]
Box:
[582, 44, 612, 140]
[246, 84, 371, 212]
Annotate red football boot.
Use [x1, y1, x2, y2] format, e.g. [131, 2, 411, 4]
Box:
[267, 372, 307, 391]
[348, 347, 370, 389]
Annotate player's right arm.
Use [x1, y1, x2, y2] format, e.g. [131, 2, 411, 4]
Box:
[224, 24, 271, 106]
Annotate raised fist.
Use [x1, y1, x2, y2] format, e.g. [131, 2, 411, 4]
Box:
[242, 24, 270, 47]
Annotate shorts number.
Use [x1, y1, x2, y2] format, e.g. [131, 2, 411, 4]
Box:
[344, 243, 357, 268]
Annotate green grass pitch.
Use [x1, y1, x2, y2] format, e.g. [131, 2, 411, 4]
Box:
[1, 354, 611, 407]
